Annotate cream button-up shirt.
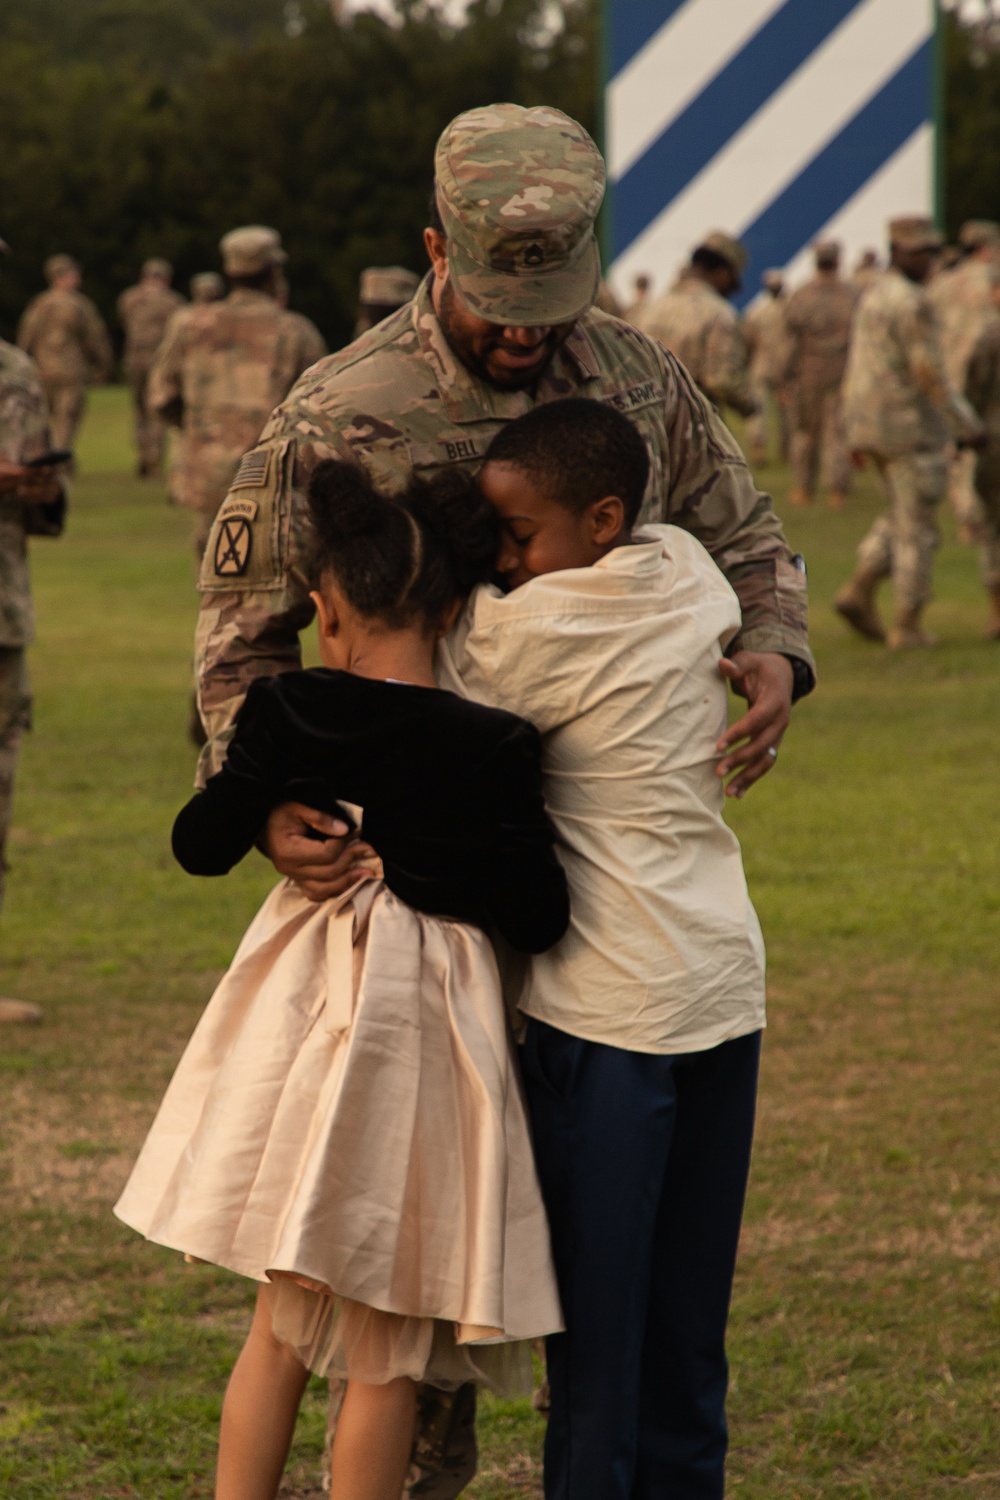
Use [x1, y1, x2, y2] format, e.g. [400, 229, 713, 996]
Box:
[438, 525, 766, 1055]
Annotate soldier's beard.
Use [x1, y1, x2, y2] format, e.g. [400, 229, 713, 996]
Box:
[437, 281, 575, 391]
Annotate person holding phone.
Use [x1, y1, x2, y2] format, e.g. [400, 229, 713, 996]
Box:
[0, 238, 67, 1024]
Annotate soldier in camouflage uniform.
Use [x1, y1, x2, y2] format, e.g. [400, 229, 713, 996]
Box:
[742, 268, 790, 468]
[928, 220, 1000, 536]
[622, 273, 651, 327]
[117, 258, 185, 477]
[963, 265, 1000, 636]
[783, 241, 858, 510]
[353, 265, 420, 338]
[0, 242, 67, 1024]
[190, 271, 225, 305]
[852, 248, 881, 295]
[837, 216, 984, 650]
[16, 254, 113, 453]
[193, 102, 814, 1499]
[147, 226, 327, 562]
[634, 232, 758, 418]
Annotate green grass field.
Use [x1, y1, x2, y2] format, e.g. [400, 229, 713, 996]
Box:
[1, 388, 999, 1498]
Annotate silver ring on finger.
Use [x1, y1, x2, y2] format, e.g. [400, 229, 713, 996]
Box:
[766, 747, 778, 760]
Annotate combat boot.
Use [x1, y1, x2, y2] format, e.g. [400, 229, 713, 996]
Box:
[887, 605, 936, 650]
[984, 587, 1000, 640]
[833, 569, 886, 641]
[0, 998, 42, 1024]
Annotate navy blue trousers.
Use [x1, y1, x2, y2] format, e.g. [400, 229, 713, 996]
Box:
[521, 1021, 761, 1500]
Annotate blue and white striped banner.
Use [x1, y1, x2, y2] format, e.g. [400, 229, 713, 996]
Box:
[605, 0, 936, 306]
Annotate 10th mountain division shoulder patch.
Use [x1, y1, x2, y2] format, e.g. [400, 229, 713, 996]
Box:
[214, 516, 252, 576]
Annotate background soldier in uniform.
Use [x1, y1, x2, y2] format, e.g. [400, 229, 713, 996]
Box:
[852, 248, 881, 294]
[783, 241, 858, 510]
[353, 265, 420, 338]
[622, 272, 652, 326]
[742, 268, 790, 468]
[928, 219, 1000, 537]
[962, 265, 1000, 636]
[635, 231, 758, 419]
[147, 225, 327, 563]
[117, 258, 185, 477]
[16, 253, 113, 453]
[190, 271, 225, 305]
[836, 216, 984, 650]
[0, 241, 67, 1025]
[192, 103, 814, 1499]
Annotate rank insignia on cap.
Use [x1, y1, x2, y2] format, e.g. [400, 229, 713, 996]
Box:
[523, 243, 544, 267]
[214, 517, 252, 577]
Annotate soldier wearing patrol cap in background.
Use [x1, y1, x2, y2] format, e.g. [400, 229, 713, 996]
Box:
[147, 225, 327, 565]
[117, 258, 185, 477]
[194, 101, 814, 1499]
[16, 253, 113, 454]
[836, 215, 984, 650]
[928, 219, 1000, 537]
[961, 261, 1000, 637]
[742, 267, 790, 468]
[0, 237, 67, 1026]
[353, 265, 421, 338]
[852, 248, 881, 294]
[190, 271, 225, 306]
[635, 230, 758, 419]
[622, 272, 652, 327]
[783, 240, 858, 510]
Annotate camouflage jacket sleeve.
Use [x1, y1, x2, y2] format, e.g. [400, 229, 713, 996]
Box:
[657, 344, 814, 678]
[965, 322, 1000, 418]
[702, 313, 758, 417]
[904, 293, 983, 444]
[15, 300, 43, 361]
[81, 299, 114, 383]
[146, 316, 187, 425]
[193, 424, 345, 784]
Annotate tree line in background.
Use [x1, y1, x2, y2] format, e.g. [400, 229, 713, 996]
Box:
[0, 2, 997, 353]
[0, 0, 595, 350]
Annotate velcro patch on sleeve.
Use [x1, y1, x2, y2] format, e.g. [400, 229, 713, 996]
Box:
[199, 440, 289, 595]
[230, 447, 271, 490]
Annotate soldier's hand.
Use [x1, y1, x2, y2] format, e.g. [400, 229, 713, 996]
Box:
[715, 652, 793, 799]
[0, 462, 61, 503]
[263, 801, 379, 902]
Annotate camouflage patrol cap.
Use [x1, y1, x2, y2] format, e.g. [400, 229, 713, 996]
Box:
[190, 271, 225, 303]
[142, 257, 173, 279]
[696, 231, 748, 278]
[888, 215, 942, 251]
[434, 103, 604, 327]
[45, 253, 81, 283]
[359, 266, 420, 307]
[220, 225, 288, 277]
[762, 268, 784, 292]
[958, 219, 1000, 251]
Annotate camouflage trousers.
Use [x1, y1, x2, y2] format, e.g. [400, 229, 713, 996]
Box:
[972, 446, 1000, 592]
[789, 381, 851, 497]
[856, 449, 949, 610]
[127, 364, 168, 474]
[42, 381, 87, 453]
[745, 380, 788, 464]
[946, 446, 988, 532]
[0, 650, 32, 914]
[324, 1379, 477, 1498]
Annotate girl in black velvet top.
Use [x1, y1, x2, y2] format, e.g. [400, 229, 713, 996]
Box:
[115, 461, 568, 1500]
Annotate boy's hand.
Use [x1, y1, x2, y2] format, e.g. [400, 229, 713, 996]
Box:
[716, 652, 793, 799]
[264, 801, 379, 901]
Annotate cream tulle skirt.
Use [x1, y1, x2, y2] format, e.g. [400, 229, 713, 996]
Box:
[114, 875, 562, 1389]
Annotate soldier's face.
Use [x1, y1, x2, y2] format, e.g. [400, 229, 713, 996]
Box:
[436, 280, 575, 389]
[480, 460, 627, 589]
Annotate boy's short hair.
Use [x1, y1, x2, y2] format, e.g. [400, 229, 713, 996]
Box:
[482, 398, 650, 527]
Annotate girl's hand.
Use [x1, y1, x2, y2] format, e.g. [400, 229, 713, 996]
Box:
[264, 801, 379, 901]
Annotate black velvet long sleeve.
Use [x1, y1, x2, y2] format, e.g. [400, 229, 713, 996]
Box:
[171, 669, 569, 955]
